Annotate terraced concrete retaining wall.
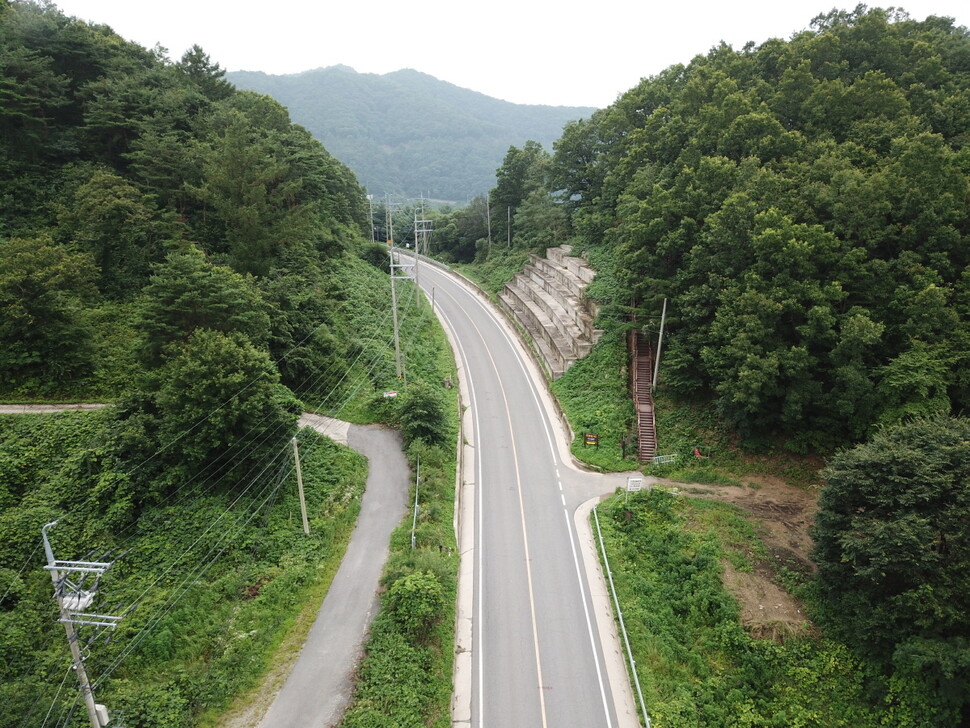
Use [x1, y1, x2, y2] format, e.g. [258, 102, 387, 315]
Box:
[498, 245, 602, 379]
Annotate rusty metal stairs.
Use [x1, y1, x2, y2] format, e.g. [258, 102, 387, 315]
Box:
[632, 331, 657, 461]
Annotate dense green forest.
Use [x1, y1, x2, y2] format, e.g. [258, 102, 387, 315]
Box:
[4, 0, 970, 726]
[227, 66, 595, 203]
[0, 2, 457, 726]
[445, 5, 970, 451]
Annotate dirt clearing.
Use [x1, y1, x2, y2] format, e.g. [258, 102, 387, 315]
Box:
[671, 473, 820, 639]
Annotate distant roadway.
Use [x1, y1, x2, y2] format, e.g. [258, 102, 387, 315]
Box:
[414, 258, 640, 728]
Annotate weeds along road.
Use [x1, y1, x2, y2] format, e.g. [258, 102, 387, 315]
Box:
[413, 257, 640, 728]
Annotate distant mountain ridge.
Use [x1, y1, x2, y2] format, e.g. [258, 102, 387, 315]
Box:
[227, 66, 596, 203]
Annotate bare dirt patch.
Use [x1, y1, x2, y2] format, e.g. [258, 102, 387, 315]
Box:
[721, 560, 811, 640]
[669, 473, 821, 639]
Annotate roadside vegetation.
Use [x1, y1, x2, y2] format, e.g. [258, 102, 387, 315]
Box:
[596, 489, 922, 727]
[0, 3, 457, 727]
[1, 409, 367, 727]
[336, 278, 459, 728]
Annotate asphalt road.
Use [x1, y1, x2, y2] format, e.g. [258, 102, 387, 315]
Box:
[258, 419, 409, 728]
[415, 258, 640, 728]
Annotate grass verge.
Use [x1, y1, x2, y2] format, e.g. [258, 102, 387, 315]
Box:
[595, 489, 927, 727]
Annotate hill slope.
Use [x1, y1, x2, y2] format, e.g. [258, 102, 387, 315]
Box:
[227, 66, 596, 202]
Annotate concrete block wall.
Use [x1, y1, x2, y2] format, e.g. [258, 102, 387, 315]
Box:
[500, 245, 603, 379]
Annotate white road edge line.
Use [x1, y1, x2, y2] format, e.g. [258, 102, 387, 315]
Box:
[428, 274, 550, 727]
[444, 272, 615, 728]
[425, 297, 483, 728]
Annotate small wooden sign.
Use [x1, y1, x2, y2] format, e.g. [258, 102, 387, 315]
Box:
[584, 432, 599, 447]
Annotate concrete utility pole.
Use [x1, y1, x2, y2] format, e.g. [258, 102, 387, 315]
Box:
[413, 204, 432, 290]
[42, 521, 122, 728]
[652, 297, 667, 390]
[410, 456, 420, 550]
[386, 200, 414, 384]
[389, 244, 403, 382]
[385, 196, 403, 382]
[292, 437, 310, 535]
[366, 194, 375, 242]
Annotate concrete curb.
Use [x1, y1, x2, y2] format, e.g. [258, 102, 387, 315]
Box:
[576, 497, 642, 728]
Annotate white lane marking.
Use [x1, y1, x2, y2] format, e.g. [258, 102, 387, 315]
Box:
[435, 269, 615, 727]
[423, 288, 486, 726]
[422, 272, 547, 727]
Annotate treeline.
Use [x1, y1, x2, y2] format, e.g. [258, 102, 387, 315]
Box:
[546, 6, 970, 450]
[454, 6, 969, 452]
[422, 139, 568, 265]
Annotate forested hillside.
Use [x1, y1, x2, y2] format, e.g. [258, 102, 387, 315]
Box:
[227, 66, 596, 202]
[459, 6, 969, 452]
[574, 8, 968, 451]
[0, 0, 367, 400]
[0, 2, 457, 726]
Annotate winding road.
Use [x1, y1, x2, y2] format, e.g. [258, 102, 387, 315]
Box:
[415, 258, 640, 728]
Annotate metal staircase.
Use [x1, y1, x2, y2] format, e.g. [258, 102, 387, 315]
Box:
[631, 331, 657, 461]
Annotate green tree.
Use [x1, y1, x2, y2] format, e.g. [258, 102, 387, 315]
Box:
[176, 44, 233, 102]
[491, 140, 549, 247]
[0, 236, 98, 393]
[113, 328, 299, 493]
[386, 570, 445, 638]
[812, 416, 970, 721]
[259, 268, 348, 394]
[398, 382, 448, 446]
[136, 247, 270, 366]
[56, 167, 170, 297]
[512, 189, 568, 250]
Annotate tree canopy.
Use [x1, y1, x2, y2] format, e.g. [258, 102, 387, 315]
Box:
[812, 416, 970, 722]
[546, 6, 970, 449]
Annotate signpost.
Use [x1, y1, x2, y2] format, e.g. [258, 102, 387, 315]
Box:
[625, 476, 644, 506]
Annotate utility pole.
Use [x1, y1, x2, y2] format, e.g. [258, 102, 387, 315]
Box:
[366, 194, 375, 242]
[652, 297, 667, 390]
[507, 206, 511, 248]
[292, 437, 310, 535]
[385, 196, 402, 381]
[389, 247, 403, 383]
[42, 521, 122, 728]
[485, 191, 492, 256]
[410, 456, 420, 550]
[386, 199, 413, 385]
[413, 203, 432, 290]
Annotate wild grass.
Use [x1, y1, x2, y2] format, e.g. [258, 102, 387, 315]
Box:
[595, 490, 912, 727]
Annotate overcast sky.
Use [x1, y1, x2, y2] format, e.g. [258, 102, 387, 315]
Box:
[51, 0, 969, 108]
